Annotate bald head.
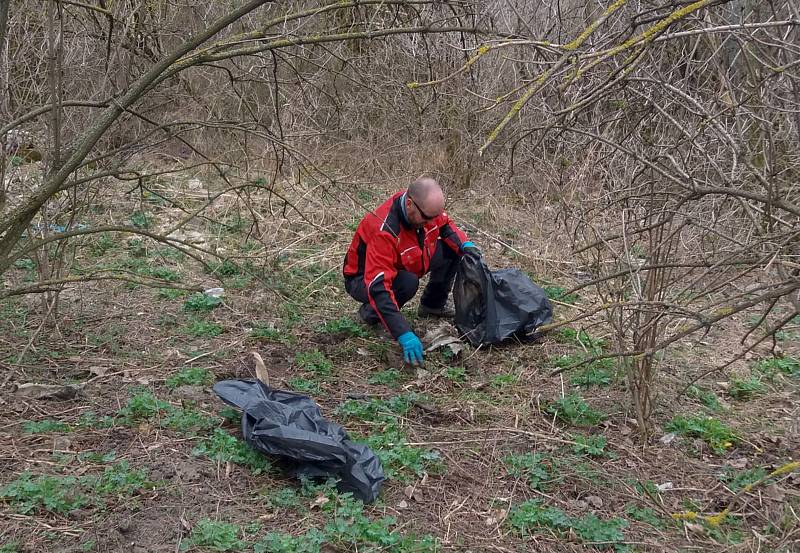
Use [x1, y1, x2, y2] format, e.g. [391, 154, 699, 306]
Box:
[408, 177, 445, 215]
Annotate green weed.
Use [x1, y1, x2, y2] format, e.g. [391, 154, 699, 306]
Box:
[546, 393, 604, 426]
[719, 466, 767, 492]
[183, 519, 244, 552]
[251, 324, 295, 344]
[161, 407, 220, 434]
[183, 293, 222, 311]
[166, 367, 214, 389]
[117, 389, 170, 423]
[570, 364, 614, 387]
[666, 415, 738, 454]
[287, 377, 321, 395]
[22, 420, 71, 434]
[571, 434, 609, 457]
[295, 350, 333, 377]
[503, 453, 553, 490]
[130, 211, 152, 229]
[254, 530, 325, 553]
[542, 285, 578, 305]
[13, 258, 35, 271]
[317, 316, 369, 337]
[208, 259, 241, 277]
[490, 373, 517, 388]
[508, 499, 626, 547]
[0, 541, 20, 553]
[337, 394, 416, 423]
[364, 429, 443, 481]
[192, 429, 271, 474]
[368, 369, 402, 387]
[754, 356, 799, 379]
[186, 319, 223, 337]
[158, 288, 188, 300]
[0, 474, 86, 514]
[265, 487, 302, 510]
[686, 385, 723, 411]
[90, 460, 151, 497]
[624, 503, 665, 528]
[444, 366, 467, 383]
[728, 376, 764, 400]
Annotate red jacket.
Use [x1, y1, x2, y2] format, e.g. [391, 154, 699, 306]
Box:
[343, 191, 468, 337]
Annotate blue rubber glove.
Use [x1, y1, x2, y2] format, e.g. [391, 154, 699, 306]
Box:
[460, 241, 480, 256]
[397, 331, 424, 366]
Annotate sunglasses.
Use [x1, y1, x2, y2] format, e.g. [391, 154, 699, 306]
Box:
[409, 195, 437, 221]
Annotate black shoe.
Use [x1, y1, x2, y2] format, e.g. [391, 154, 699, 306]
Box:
[417, 300, 455, 318]
[358, 304, 380, 326]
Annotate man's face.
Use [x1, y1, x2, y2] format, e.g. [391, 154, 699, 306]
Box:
[406, 194, 441, 228]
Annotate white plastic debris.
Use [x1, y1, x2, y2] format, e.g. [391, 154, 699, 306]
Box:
[204, 287, 224, 298]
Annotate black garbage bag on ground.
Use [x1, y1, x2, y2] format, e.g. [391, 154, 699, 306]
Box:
[213, 379, 384, 503]
[453, 252, 553, 346]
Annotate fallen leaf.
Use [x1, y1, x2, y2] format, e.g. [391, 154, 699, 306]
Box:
[252, 352, 270, 385]
[310, 495, 330, 509]
[397, 500, 409, 510]
[403, 485, 422, 501]
[422, 323, 464, 356]
[88, 366, 108, 377]
[660, 432, 677, 445]
[586, 495, 603, 509]
[763, 484, 785, 502]
[485, 509, 507, 526]
[727, 457, 748, 469]
[657, 482, 673, 492]
[15, 382, 82, 400]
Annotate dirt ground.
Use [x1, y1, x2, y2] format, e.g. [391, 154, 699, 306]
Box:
[1, 175, 798, 553]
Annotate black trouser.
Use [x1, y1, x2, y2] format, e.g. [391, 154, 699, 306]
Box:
[344, 239, 460, 319]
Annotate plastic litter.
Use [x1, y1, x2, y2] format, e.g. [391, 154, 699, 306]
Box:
[453, 252, 553, 346]
[213, 379, 385, 503]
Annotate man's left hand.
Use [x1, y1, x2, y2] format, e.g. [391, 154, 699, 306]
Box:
[461, 241, 481, 257]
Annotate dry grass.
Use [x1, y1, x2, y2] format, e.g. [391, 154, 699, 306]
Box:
[0, 170, 798, 553]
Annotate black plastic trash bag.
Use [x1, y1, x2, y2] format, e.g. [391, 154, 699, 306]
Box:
[213, 379, 385, 503]
[453, 252, 553, 346]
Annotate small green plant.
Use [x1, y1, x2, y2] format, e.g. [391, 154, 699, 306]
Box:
[503, 453, 553, 490]
[130, 211, 152, 229]
[158, 288, 187, 300]
[542, 285, 578, 305]
[288, 377, 321, 395]
[444, 366, 466, 383]
[265, 487, 302, 510]
[161, 407, 221, 434]
[251, 324, 294, 344]
[219, 407, 240, 423]
[76, 411, 115, 429]
[183, 519, 244, 552]
[90, 232, 116, 256]
[295, 350, 333, 377]
[686, 385, 723, 411]
[183, 293, 222, 311]
[91, 460, 151, 497]
[755, 356, 799, 378]
[365, 429, 443, 481]
[624, 503, 665, 528]
[571, 434, 609, 457]
[719, 466, 767, 492]
[208, 260, 241, 277]
[368, 369, 402, 386]
[117, 389, 170, 423]
[490, 373, 517, 388]
[0, 541, 20, 553]
[166, 366, 214, 389]
[317, 316, 369, 337]
[508, 499, 626, 546]
[570, 364, 613, 387]
[546, 393, 604, 426]
[254, 530, 325, 553]
[0, 474, 86, 514]
[186, 319, 223, 337]
[666, 415, 738, 454]
[727, 376, 764, 400]
[13, 258, 35, 271]
[22, 419, 71, 434]
[337, 394, 416, 423]
[192, 429, 271, 474]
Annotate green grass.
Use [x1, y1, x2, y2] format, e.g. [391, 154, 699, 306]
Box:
[503, 453, 553, 490]
[287, 377, 321, 395]
[130, 211, 152, 229]
[719, 466, 767, 492]
[116, 389, 220, 433]
[542, 284, 578, 305]
[624, 503, 665, 528]
[546, 393, 604, 426]
[666, 415, 738, 454]
[182, 519, 244, 552]
[686, 385, 723, 411]
[368, 369, 403, 387]
[166, 366, 214, 389]
[508, 499, 627, 546]
[570, 364, 614, 387]
[754, 356, 799, 379]
[264, 487, 302, 510]
[184, 293, 222, 311]
[570, 434, 610, 457]
[208, 260, 241, 277]
[158, 288, 188, 300]
[295, 350, 333, 377]
[490, 373, 517, 388]
[22, 420, 71, 434]
[317, 316, 369, 337]
[1, 461, 152, 515]
[186, 319, 223, 337]
[192, 429, 271, 475]
[727, 376, 764, 400]
[251, 324, 295, 344]
[444, 366, 467, 383]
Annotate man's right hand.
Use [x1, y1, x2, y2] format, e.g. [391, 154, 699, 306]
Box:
[397, 331, 424, 366]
